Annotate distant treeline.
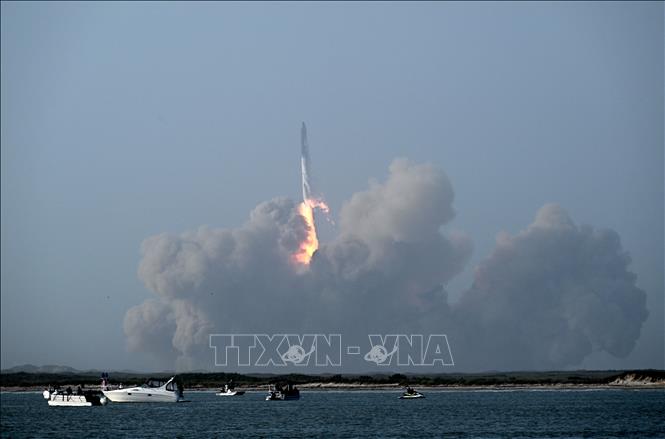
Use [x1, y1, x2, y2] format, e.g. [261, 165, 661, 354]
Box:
[1, 369, 663, 388]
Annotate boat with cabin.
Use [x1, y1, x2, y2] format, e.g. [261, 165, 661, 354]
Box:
[102, 376, 184, 403]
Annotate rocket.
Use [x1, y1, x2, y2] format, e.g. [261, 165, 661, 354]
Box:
[301, 122, 313, 204]
[294, 122, 330, 265]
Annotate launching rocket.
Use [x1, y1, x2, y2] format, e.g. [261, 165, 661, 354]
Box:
[294, 122, 329, 265]
[301, 122, 313, 204]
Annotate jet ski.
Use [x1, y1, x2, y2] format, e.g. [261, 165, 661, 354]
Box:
[399, 387, 425, 399]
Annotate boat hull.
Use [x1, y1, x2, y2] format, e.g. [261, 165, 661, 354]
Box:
[103, 389, 182, 403]
[266, 393, 300, 401]
[46, 393, 107, 406]
[216, 391, 245, 396]
[399, 393, 425, 399]
[47, 395, 92, 407]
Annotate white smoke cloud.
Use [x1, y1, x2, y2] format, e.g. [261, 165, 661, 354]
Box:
[124, 298, 176, 358]
[308, 159, 471, 335]
[338, 159, 456, 246]
[123, 160, 648, 371]
[453, 204, 648, 370]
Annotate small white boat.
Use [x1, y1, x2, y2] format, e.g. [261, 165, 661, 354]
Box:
[399, 387, 425, 399]
[44, 388, 107, 407]
[216, 384, 245, 397]
[102, 376, 184, 403]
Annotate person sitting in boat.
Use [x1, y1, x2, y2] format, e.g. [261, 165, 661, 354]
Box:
[76, 385, 83, 395]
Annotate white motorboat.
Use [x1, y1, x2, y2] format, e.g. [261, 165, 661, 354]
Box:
[102, 376, 184, 403]
[44, 388, 107, 407]
[216, 384, 245, 396]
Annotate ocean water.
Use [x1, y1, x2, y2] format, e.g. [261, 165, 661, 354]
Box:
[1, 389, 664, 438]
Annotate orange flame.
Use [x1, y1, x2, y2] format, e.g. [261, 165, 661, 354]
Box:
[306, 198, 330, 213]
[292, 198, 329, 265]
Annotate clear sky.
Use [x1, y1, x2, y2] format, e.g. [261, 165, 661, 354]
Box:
[1, 1, 662, 372]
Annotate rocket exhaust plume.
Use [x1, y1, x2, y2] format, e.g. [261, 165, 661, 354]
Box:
[293, 122, 329, 265]
[127, 154, 649, 370]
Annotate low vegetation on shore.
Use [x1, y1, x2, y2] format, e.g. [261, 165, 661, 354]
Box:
[1, 369, 663, 391]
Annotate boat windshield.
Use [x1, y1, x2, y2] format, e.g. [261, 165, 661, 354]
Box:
[143, 378, 167, 388]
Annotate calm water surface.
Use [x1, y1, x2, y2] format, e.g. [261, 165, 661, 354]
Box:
[2, 389, 664, 438]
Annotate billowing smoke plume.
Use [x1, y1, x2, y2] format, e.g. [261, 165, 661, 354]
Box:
[309, 159, 471, 335]
[452, 204, 648, 370]
[124, 159, 648, 371]
[128, 197, 309, 369]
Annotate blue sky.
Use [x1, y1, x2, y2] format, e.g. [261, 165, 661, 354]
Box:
[1, 2, 662, 371]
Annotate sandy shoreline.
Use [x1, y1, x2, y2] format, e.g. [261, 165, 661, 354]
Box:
[3, 382, 663, 393]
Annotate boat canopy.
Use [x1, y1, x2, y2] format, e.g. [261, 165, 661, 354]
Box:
[143, 378, 170, 388]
